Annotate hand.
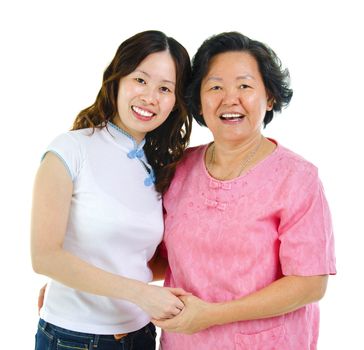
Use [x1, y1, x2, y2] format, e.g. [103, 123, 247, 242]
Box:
[152, 295, 214, 334]
[38, 284, 47, 315]
[134, 285, 190, 320]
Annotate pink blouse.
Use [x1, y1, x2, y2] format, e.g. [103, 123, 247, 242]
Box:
[161, 142, 336, 350]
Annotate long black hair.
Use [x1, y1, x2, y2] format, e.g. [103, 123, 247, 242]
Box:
[72, 30, 192, 194]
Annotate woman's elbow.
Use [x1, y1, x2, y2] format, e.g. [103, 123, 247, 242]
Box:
[31, 252, 46, 274]
[311, 275, 329, 302]
[31, 247, 58, 275]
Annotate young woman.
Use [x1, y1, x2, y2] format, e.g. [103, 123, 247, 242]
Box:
[31, 30, 191, 350]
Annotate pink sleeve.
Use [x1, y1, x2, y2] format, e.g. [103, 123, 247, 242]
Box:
[278, 171, 336, 276]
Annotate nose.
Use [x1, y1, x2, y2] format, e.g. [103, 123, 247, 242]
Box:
[141, 86, 158, 105]
[222, 88, 240, 106]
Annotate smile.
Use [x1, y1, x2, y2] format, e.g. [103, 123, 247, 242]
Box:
[220, 113, 245, 121]
[131, 106, 156, 120]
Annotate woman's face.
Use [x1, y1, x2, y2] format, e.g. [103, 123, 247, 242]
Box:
[200, 51, 272, 144]
[114, 51, 176, 143]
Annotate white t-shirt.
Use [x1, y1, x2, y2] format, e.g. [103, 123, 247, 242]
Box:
[40, 122, 164, 334]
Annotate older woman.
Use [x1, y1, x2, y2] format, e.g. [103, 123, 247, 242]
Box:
[154, 32, 336, 350]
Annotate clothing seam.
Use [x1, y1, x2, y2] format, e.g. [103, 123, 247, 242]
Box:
[42, 150, 73, 180]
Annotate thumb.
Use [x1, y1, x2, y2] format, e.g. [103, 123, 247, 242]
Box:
[167, 287, 192, 296]
[151, 318, 164, 327]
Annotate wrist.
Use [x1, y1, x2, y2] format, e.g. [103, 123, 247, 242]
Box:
[208, 301, 229, 326]
[200, 301, 224, 328]
[118, 278, 146, 304]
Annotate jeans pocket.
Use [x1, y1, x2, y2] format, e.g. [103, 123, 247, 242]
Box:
[56, 338, 89, 350]
[235, 324, 285, 350]
[35, 323, 54, 350]
[130, 323, 156, 350]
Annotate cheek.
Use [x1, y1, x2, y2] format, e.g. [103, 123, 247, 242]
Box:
[200, 96, 216, 116]
[120, 81, 145, 100]
[246, 94, 268, 114]
[161, 95, 176, 115]
[117, 84, 132, 105]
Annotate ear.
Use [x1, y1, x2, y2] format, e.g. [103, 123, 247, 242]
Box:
[266, 97, 275, 111]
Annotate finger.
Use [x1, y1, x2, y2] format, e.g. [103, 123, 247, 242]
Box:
[38, 300, 42, 314]
[161, 308, 181, 320]
[179, 295, 189, 303]
[151, 318, 164, 327]
[38, 292, 45, 314]
[152, 319, 172, 329]
[168, 287, 192, 296]
[176, 300, 185, 311]
[171, 306, 183, 316]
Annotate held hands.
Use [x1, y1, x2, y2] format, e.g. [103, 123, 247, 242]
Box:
[37, 282, 207, 330]
[152, 295, 214, 334]
[135, 284, 191, 320]
[38, 282, 189, 320]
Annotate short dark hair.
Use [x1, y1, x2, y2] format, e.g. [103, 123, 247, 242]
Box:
[72, 30, 192, 194]
[188, 31, 293, 127]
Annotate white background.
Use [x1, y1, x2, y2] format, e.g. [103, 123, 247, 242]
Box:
[1, 0, 363, 348]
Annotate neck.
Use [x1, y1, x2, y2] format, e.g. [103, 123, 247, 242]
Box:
[111, 117, 145, 145]
[212, 134, 263, 167]
[206, 133, 273, 181]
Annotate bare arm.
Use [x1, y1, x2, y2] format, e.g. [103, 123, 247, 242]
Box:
[31, 153, 186, 319]
[148, 251, 168, 281]
[153, 275, 328, 333]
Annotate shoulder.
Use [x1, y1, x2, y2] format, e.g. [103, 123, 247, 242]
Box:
[164, 145, 206, 198]
[67, 128, 99, 143]
[173, 144, 207, 176]
[49, 128, 91, 143]
[50, 128, 104, 149]
[180, 144, 207, 167]
[44, 128, 97, 180]
[274, 144, 318, 182]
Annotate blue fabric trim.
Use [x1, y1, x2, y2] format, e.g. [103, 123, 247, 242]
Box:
[41, 150, 73, 180]
[108, 121, 146, 149]
[108, 121, 135, 142]
[127, 149, 145, 159]
[144, 168, 156, 186]
[108, 121, 153, 187]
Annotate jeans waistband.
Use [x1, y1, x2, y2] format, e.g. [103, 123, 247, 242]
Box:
[38, 318, 151, 344]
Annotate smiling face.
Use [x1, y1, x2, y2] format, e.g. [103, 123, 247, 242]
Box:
[200, 51, 273, 145]
[113, 51, 176, 143]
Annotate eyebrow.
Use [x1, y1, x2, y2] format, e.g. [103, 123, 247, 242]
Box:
[135, 70, 176, 85]
[205, 74, 256, 82]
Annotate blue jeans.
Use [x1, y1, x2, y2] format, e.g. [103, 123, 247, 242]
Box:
[35, 319, 156, 350]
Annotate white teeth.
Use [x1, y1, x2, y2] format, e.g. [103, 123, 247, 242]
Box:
[132, 106, 154, 117]
[221, 113, 243, 119]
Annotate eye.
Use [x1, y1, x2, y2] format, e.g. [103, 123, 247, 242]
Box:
[160, 86, 172, 93]
[210, 85, 222, 91]
[239, 84, 251, 89]
[135, 77, 146, 84]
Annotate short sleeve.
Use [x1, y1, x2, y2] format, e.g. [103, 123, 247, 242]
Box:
[278, 169, 336, 276]
[42, 132, 83, 181]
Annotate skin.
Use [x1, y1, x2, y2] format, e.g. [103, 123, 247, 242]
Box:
[201, 51, 276, 180]
[31, 51, 187, 322]
[114, 50, 176, 143]
[153, 51, 329, 334]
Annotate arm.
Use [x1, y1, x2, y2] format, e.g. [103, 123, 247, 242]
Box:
[31, 153, 186, 319]
[38, 284, 47, 315]
[148, 250, 168, 281]
[153, 274, 328, 333]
